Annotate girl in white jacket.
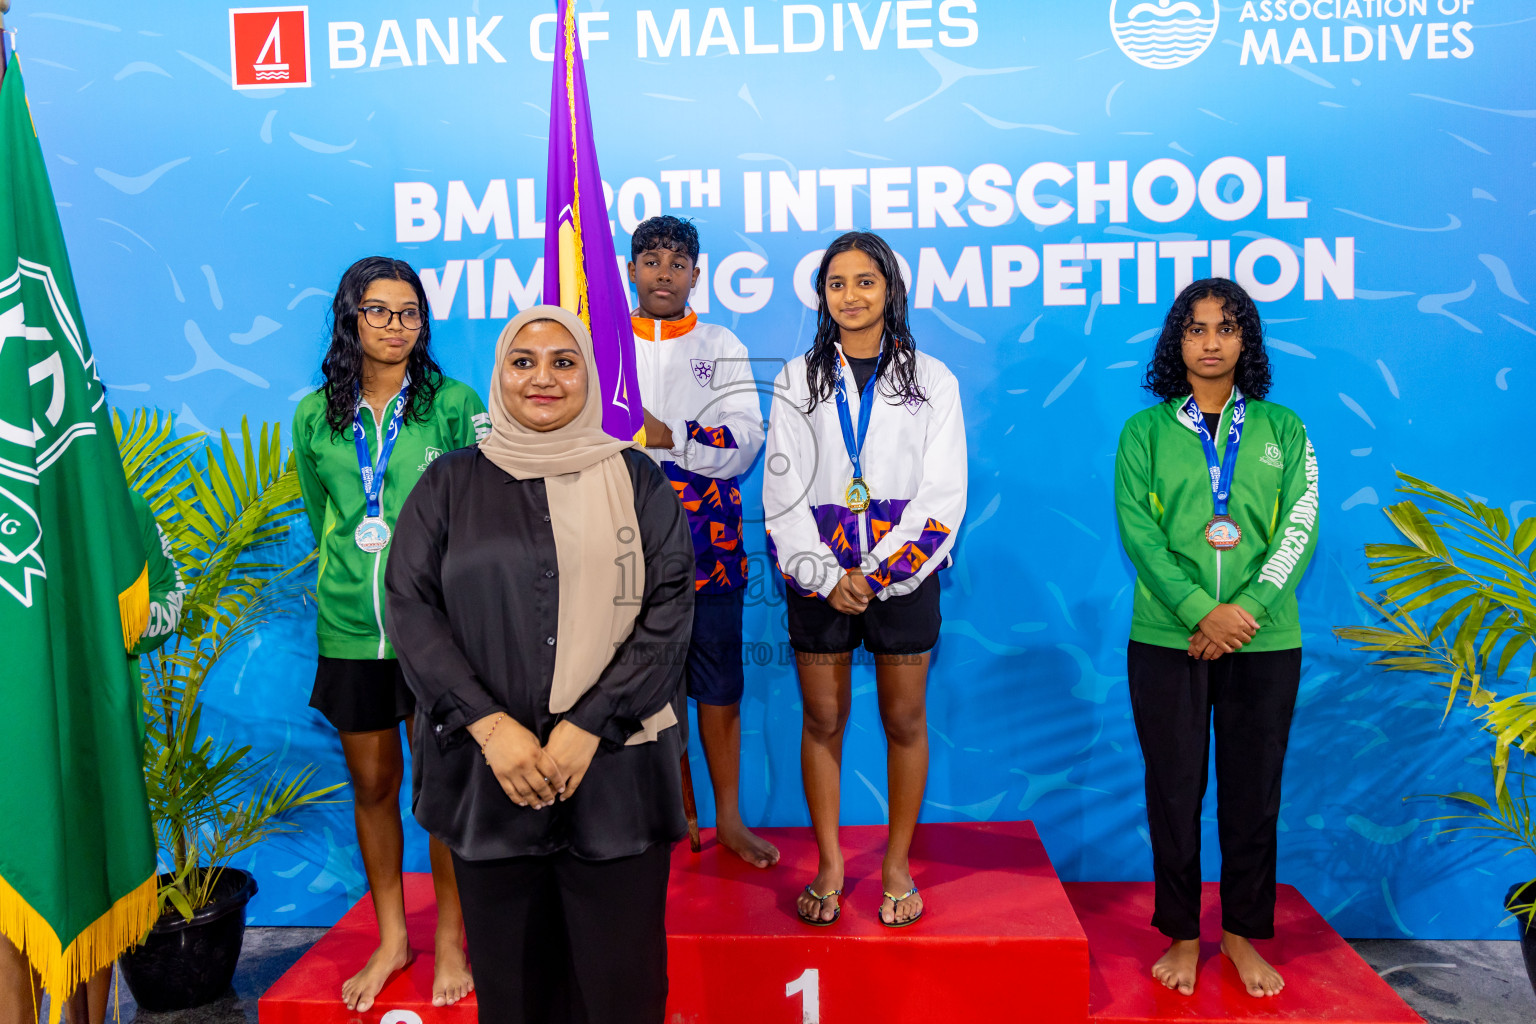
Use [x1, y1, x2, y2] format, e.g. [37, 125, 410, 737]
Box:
[763, 232, 967, 928]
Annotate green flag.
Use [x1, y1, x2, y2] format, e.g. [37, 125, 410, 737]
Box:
[0, 54, 157, 1005]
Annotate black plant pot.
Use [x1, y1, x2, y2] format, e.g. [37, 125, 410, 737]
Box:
[119, 868, 258, 1012]
[1506, 881, 1536, 999]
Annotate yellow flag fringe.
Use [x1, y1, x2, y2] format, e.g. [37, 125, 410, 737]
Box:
[118, 563, 148, 653]
[0, 872, 156, 1024]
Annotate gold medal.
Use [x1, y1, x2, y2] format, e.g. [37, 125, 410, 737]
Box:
[846, 477, 871, 513]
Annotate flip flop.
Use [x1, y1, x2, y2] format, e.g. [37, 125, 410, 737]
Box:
[797, 884, 843, 927]
[878, 886, 923, 927]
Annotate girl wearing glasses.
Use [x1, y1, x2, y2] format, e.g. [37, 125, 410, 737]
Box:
[291, 256, 490, 1012]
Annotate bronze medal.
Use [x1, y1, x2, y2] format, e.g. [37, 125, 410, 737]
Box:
[1205, 515, 1241, 551]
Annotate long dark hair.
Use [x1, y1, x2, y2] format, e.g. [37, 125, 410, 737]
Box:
[1141, 277, 1272, 402]
[319, 256, 445, 436]
[804, 232, 925, 411]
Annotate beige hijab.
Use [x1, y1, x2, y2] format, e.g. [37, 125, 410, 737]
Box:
[480, 305, 676, 744]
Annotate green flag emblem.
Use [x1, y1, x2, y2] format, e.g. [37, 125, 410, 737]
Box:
[0, 54, 157, 1010]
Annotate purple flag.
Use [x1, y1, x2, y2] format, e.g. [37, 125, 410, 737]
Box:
[542, 0, 642, 443]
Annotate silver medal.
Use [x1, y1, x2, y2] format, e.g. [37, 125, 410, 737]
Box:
[355, 516, 392, 553]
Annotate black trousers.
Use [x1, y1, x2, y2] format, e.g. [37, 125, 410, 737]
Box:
[452, 843, 672, 1024]
[1127, 640, 1301, 941]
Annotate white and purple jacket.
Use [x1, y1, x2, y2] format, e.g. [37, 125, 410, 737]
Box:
[763, 344, 966, 600]
[633, 311, 765, 593]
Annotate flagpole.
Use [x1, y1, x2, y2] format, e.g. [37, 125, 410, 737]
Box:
[0, 1, 10, 80]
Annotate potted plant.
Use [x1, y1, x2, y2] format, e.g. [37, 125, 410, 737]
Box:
[1335, 471, 1536, 993]
[112, 409, 343, 1011]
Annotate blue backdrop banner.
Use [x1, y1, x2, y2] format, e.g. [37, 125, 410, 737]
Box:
[20, 0, 1535, 938]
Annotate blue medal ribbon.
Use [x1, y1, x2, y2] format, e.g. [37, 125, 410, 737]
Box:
[1181, 389, 1245, 518]
[833, 349, 883, 486]
[353, 381, 411, 521]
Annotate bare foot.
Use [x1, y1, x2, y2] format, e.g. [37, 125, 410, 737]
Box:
[432, 931, 474, 1007]
[717, 820, 780, 869]
[796, 866, 844, 924]
[1151, 938, 1199, 996]
[879, 862, 923, 925]
[1221, 932, 1284, 997]
[342, 941, 413, 1012]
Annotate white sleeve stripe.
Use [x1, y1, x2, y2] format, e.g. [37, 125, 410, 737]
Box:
[1256, 437, 1318, 589]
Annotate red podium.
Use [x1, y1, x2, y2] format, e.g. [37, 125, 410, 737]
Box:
[257, 878, 477, 1024]
[667, 821, 1088, 1024]
[258, 822, 1420, 1024]
[1066, 882, 1421, 1024]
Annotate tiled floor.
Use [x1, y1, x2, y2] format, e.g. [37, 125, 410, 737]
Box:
[39, 930, 1536, 1023]
[39, 928, 324, 1024]
[1354, 940, 1536, 1024]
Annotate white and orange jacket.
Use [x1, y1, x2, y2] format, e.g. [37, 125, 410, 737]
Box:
[763, 344, 967, 600]
[632, 310, 765, 593]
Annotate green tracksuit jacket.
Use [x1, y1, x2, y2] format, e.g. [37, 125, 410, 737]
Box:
[129, 489, 184, 657]
[292, 378, 489, 660]
[1114, 390, 1319, 652]
[127, 488, 184, 751]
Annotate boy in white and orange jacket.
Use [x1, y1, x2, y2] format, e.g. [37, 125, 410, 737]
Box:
[629, 216, 779, 871]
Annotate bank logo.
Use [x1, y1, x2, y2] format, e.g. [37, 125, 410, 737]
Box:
[1109, 0, 1219, 71]
[229, 7, 311, 90]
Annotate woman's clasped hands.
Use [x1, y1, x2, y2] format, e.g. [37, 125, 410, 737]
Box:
[469, 714, 602, 810]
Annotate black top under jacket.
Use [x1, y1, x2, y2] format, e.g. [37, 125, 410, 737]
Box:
[385, 446, 694, 861]
[846, 353, 881, 394]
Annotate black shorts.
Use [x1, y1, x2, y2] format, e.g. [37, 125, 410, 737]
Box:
[309, 656, 415, 733]
[785, 574, 942, 656]
[687, 589, 745, 706]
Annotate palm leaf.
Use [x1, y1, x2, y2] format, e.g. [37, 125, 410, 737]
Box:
[113, 408, 202, 516]
[119, 410, 333, 919]
[1337, 471, 1536, 811]
[1515, 517, 1536, 557]
[1382, 501, 1452, 560]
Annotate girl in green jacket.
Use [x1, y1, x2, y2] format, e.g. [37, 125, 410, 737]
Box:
[292, 257, 488, 1013]
[1114, 278, 1318, 1001]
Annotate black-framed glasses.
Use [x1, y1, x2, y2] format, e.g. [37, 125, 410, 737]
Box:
[358, 305, 424, 330]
